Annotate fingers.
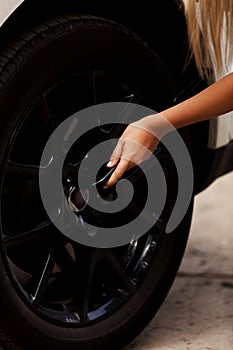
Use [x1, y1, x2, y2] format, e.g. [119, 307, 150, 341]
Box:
[104, 124, 159, 188]
[106, 158, 118, 168]
[106, 140, 123, 168]
[104, 159, 133, 188]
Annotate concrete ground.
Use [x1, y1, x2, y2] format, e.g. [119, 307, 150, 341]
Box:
[125, 171, 233, 350]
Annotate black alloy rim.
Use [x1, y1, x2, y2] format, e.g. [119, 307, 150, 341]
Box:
[0, 69, 163, 327]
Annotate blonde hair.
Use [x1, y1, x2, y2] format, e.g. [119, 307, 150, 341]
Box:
[183, 0, 233, 78]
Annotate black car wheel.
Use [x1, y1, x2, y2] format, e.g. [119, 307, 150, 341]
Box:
[0, 15, 194, 350]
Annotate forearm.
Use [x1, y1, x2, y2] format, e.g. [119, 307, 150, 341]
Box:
[133, 72, 233, 138]
[162, 72, 233, 129]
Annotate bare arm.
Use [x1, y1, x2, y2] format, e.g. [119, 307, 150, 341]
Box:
[162, 72, 233, 128]
[105, 72, 233, 187]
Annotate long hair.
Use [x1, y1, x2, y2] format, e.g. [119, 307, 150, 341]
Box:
[183, 0, 233, 79]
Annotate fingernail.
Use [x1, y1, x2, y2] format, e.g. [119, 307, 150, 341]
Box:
[107, 161, 113, 167]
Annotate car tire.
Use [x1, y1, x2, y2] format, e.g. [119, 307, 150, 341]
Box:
[0, 15, 194, 350]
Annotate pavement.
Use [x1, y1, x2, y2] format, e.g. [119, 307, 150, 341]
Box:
[125, 171, 233, 350]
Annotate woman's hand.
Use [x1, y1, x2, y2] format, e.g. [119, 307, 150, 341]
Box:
[104, 123, 159, 188]
[103, 72, 233, 188]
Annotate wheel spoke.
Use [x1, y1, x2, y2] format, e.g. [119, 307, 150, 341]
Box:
[2, 221, 52, 248]
[87, 70, 98, 106]
[73, 246, 98, 322]
[103, 249, 136, 294]
[5, 160, 40, 178]
[30, 252, 56, 307]
[39, 95, 56, 133]
[80, 262, 96, 321]
[53, 242, 75, 271]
